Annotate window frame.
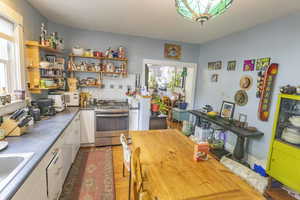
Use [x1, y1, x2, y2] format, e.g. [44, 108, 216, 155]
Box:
[0, 2, 25, 116]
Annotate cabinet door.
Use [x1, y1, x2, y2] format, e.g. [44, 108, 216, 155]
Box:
[72, 113, 81, 162]
[12, 163, 47, 200]
[61, 127, 73, 181]
[269, 141, 300, 192]
[80, 110, 95, 144]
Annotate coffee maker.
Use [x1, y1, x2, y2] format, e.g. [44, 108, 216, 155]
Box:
[32, 98, 56, 116]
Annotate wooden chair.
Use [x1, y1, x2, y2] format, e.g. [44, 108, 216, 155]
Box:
[131, 147, 153, 200]
[120, 134, 132, 200]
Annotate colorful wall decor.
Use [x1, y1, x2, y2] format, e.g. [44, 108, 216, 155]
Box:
[243, 59, 255, 71]
[211, 74, 219, 82]
[258, 63, 279, 121]
[256, 57, 271, 71]
[208, 61, 222, 70]
[164, 43, 181, 59]
[234, 90, 248, 106]
[227, 60, 236, 71]
[220, 101, 235, 119]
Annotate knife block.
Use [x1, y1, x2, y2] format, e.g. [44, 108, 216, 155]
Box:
[0, 119, 27, 137]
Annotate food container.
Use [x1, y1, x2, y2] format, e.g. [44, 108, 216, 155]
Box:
[93, 51, 102, 57]
[72, 47, 84, 56]
[39, 61, 50, 68]
[105, 63, 115, 72]
[282, 128, 300, 144]
[289, 116, 300, 127]
[84, 49, 93, 57]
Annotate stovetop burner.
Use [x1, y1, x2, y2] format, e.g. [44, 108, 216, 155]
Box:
[96, 100, 129, 113]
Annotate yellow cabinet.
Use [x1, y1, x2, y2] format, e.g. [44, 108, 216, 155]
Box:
[267, 94, 300, 193]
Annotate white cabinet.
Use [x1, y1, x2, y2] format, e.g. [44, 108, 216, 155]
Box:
[12, 111, 81, 200]
[12, 140, 63, 200]
[80, 110, 95, 144]
[71, 113, 81, 163]
[129, 109, 139, 130]
[61, 128, 72, 181]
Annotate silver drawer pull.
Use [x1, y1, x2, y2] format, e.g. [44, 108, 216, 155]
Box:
[96, 114, 128, 117]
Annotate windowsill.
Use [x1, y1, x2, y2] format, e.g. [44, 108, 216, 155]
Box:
[0, 100, 26, 116]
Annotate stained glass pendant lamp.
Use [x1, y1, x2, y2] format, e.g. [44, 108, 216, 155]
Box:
[175, 0, 233, 24]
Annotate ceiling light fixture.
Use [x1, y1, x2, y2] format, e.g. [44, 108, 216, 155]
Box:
[175, 0, 233, 24]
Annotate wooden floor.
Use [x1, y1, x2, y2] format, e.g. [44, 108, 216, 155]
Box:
[112, 145, 130, 200]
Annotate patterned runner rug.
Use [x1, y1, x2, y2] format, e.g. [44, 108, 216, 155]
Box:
[60, 147, 115, 200]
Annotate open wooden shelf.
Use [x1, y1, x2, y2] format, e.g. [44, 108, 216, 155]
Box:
[68, 70, 126, 75]
[25, 41, 64, 54]
[69, 54, 128, 61]
[78, 84, 102, 88]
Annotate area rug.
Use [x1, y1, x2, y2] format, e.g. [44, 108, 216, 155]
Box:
[60, 147, 115, 200]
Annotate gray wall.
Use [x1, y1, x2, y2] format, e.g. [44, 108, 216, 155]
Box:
[48, 22, 200, 74]
[0, 0, 47, 40]
[195, 12, 300, 161]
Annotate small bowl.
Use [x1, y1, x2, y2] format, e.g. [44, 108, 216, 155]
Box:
[39, 61, 50, 68]
[72, 47, 84, 56]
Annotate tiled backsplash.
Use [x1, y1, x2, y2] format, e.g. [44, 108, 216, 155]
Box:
[80, 74, 136, 100]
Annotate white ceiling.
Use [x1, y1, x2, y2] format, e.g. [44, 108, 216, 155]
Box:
[27, 0, 300, 44]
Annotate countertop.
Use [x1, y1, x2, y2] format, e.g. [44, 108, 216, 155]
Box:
[0, 107, 80, 200]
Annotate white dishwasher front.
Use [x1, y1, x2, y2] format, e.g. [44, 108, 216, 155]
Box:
[46, 150, 63, 200]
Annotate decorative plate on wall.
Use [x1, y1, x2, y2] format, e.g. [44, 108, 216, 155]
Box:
[234, 90, 248, 106]
[164, 43, 181, 59]
[240, 75, 253, 90]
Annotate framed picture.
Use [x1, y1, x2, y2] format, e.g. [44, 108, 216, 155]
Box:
[211, 74, 218, 82]
[243, 59, 255, 71]
[227, 60, 236, 71]
[208, 61, 222, 70]
[220, 101, 235, 119]
[164, 43, 181, 59]
[256, 57, 271, 71]
[208, 62, 215, 70]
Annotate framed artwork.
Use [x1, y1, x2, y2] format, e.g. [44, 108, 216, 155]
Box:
[227, 60, 236, 71]
[243, 59, 255, 71]
[164, 43, 181, 59]
[220, 101, 235, 119]
[256, 57, 271, 71]
[211, 74, 218, 82]
[208, 62, 215, 70]
[208, 61, 222, 70]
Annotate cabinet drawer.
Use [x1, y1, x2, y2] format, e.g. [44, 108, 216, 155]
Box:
[269, 142, 300, 192]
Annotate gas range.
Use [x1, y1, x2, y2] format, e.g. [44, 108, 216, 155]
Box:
[95, 100, 129, 113]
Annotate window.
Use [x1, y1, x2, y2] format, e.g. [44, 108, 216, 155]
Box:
[0, 3, 24, 95]
[0, 16, 14, 91]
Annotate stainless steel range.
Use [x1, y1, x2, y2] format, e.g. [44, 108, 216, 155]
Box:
[95, 100, 129, 146]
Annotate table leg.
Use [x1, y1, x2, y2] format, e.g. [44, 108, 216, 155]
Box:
[233, 135, 245, 161]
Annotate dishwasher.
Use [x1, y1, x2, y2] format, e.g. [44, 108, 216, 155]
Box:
[46, 149, 63, 200]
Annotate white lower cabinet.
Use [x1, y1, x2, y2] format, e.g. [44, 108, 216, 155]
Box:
[12, 111, 81, 200]
[80, 110, 95, 145]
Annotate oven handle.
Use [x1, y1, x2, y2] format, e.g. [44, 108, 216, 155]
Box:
[96, 113, 129, 117]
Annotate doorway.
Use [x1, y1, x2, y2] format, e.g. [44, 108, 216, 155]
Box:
[142, 59, 197, 109]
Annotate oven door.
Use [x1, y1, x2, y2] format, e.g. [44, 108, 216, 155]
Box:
[95, 112, 129, 132]
[95, 112, 129, 146]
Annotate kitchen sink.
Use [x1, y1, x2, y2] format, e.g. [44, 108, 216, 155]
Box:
[0, 153, 34, 192]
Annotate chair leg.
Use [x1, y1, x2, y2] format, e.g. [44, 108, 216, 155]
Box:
[123, 163, 125, 177]
[128, 170, 132, 200]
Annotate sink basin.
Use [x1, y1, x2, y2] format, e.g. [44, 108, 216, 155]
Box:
[0, 153, 34, 192]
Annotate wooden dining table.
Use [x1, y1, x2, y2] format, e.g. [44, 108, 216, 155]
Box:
[130, 129, 265, 200]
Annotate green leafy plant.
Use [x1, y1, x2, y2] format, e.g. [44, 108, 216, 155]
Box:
[152, 96, 168, 115]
